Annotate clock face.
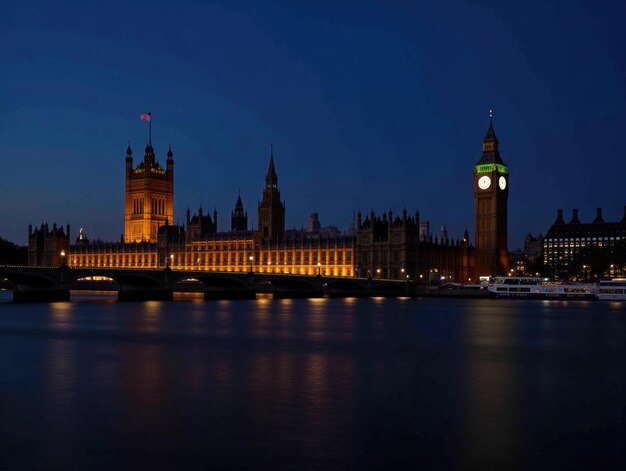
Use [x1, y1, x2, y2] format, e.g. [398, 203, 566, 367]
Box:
[478, 175, 491, 190]
[499, 176, 507, 190]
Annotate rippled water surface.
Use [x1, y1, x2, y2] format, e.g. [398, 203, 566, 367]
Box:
[1, 292, 625, 470]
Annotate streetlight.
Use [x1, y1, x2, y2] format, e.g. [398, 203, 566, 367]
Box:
[317, 262, 321, 276]
[376, 268, 381, 278]
[249, 255, 254, 272]
[170, 254, 174, 268]
[60, 250, 66, 267]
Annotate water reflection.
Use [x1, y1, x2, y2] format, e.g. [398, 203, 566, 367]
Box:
[0, 298, 624, 469]
[141, 301, 163, 333]
[50, 302, 73, 330]
[461, 302, 523, 468]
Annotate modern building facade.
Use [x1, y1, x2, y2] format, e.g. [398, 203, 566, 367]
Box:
[543, 207, 626, 276]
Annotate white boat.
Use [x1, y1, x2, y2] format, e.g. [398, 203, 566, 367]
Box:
[596, 279, 626, 301]
[488, 276, 596, 299]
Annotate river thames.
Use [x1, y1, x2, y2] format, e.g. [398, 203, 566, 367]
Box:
[0, 292, 625, 470]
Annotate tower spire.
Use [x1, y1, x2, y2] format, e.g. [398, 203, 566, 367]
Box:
[484, 109, 497, 142]
[259, 143, 285, 241]
[477, 110, 503, 164]
[266, 143, 277, 183]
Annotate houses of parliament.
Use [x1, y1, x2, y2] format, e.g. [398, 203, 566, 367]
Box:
[28, 116, 511, 281]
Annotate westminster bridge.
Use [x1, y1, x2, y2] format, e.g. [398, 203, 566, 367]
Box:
[0, 265, 416, 302]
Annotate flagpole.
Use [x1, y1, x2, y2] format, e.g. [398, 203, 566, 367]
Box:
[149, 111, 152, 146]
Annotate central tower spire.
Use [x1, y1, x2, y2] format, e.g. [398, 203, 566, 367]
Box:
[258, 143, 285, 241]
[265, 142, 278, 188]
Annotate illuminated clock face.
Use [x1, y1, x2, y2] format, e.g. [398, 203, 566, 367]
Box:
[499, 176, 507, 190]
[478, 175, 491, 190]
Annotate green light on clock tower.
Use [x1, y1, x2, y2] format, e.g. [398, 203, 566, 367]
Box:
[473, 111, 510, 278]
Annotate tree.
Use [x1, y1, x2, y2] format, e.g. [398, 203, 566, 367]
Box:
[0, 237, 27, 265]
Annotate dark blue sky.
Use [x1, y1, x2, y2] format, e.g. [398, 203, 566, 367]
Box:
[2, 0, 625, 247]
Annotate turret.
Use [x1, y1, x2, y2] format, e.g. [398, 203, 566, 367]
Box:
[125, 142, 133, 177]
[166, 143, 174, 174]
[231, 193, 248, 231]
[144, 143, 155, 167]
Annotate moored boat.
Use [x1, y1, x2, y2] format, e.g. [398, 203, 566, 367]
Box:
[596, 279, 626, 301]
[488, 276, 596, 299]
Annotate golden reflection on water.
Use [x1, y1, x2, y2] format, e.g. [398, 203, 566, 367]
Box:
[173, 292, 204, 302]
[141, 301, 164, 333]
[305, 353, 327, 406]
[307, 297, 328, 304]
[123, 345, 164, 407]
[50, 302, 73, 330]
[46, 339, 77, 421]
[461, 303, 522, 467]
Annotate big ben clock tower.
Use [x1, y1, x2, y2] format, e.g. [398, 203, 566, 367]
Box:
[474, 111, 509, 278]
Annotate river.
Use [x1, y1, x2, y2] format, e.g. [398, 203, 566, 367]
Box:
[0, 291, 625, 469]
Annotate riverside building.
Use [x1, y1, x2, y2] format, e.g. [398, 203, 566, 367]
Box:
[37, 144, 355, 277]
[29, 114, 512, 282]
[543, 207, 626, 276]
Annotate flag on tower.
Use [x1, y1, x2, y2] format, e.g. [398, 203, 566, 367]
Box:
[140, 112, 151, 121]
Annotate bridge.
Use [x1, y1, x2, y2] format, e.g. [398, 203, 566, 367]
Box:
[0, 265, 415, 302]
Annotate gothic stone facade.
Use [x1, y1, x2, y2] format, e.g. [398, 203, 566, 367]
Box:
[29, 118, 511, 282]
[27, 223, 70, 266]
[473, 116, 509, 278]
[356, 209, 472, 282]
[124, 142, 174, 243]
[65, 146, 354, 277]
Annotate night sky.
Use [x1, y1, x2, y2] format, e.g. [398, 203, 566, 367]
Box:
[2, 0, 625, 248]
